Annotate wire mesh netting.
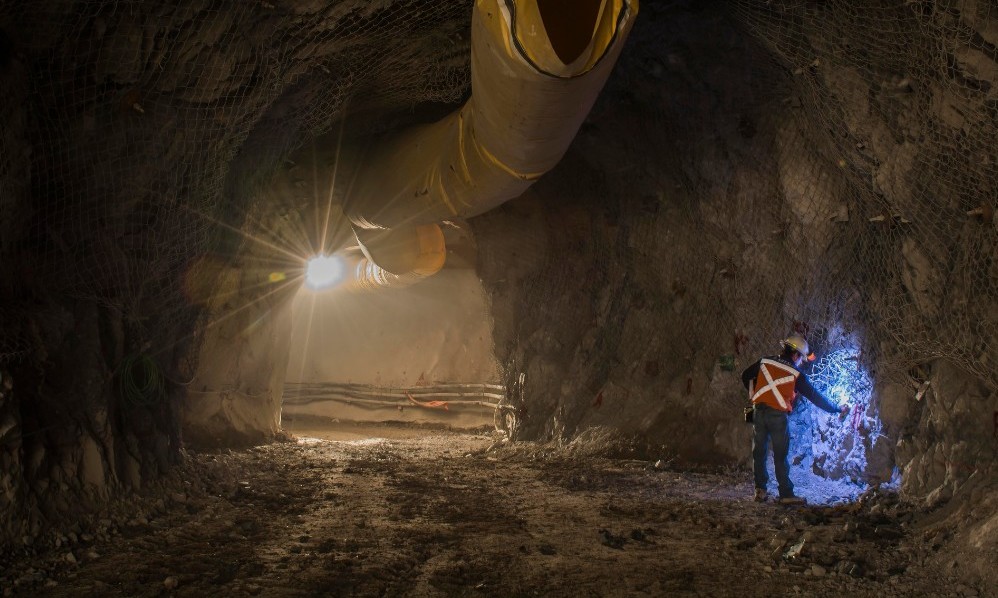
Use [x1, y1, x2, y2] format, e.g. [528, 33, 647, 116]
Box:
[0, 0, 995, 397]
[617, 0, 998, 395]
[0, 0, 473, 364]
[729, 0, 998, 388]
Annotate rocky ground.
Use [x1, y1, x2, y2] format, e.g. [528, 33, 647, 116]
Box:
[0, 420, 990, 597]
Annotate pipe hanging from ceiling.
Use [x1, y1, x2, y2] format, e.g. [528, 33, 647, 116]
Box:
[351, 224, 447, 292]
[346, 0, 638, 286]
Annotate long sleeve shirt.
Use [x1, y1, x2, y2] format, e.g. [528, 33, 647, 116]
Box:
[741, 356, 842, 414]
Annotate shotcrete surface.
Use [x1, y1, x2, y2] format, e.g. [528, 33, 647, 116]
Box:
[0, 424, 977, 597]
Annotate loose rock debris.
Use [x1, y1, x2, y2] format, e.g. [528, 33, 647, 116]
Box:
[0, 423, 986, 596]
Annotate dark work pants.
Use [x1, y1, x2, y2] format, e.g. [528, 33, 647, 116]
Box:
[752, 404, 793, 497]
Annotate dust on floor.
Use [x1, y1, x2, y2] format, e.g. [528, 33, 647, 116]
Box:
[0, 422, 983, 597]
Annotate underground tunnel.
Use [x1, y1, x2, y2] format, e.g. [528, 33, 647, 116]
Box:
[1, 0, 997, 595]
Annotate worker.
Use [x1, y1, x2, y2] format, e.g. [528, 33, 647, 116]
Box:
[741, 334, 849, 505]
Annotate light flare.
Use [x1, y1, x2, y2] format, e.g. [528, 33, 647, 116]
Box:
[150, 274, 303, 360]
[305, 254, 345, 290]
[176, 202, 306, 264]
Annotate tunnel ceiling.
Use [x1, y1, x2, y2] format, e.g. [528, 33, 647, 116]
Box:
[1, 0, 995, 380]
[0, 0, 997, 576]
[0, 0, 474, 365]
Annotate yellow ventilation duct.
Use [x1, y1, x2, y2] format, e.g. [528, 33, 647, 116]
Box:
[347, 0, 637, 283]
[352, 224, 447, 291]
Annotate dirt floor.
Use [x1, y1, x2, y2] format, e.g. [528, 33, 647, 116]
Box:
[0, 420, 988, 597]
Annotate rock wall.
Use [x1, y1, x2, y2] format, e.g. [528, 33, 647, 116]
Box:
[472, 0, 997, 583]
[894, 361, 997, 508]
[474, 3, 793, 463]
[0, 301, 188, 548]
[182, 257, 297, 447]
[1, 31, 188, 539]
[0, 0, 473, 548]
[1, 0, 996, 580]
[473, 0, 997, 495]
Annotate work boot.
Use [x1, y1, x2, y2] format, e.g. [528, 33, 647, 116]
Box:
[753, 488, 767, 502]
[778, 495, 806, 505]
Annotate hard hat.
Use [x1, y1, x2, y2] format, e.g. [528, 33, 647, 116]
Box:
[782, 334, 816, 361]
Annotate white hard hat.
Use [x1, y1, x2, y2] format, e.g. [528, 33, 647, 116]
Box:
[782, 334, 814, 361]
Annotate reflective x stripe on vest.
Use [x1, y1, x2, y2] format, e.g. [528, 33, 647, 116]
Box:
[751, 358, 799, 412]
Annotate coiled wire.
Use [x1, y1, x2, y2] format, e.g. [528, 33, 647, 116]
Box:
[117, 354, 165, 407]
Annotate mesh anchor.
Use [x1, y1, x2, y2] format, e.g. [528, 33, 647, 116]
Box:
[868, 213, 910, 225]
[966, 204, 993, 224]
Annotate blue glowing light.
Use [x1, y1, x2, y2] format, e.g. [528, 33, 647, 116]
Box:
[807, 347, 879, 482]
[768, 336, 888, 504]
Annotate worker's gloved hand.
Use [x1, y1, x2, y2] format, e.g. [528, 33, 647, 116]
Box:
[837, 404, 850, 422]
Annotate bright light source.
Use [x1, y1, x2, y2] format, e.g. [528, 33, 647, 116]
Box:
[305, 254, 344, 290]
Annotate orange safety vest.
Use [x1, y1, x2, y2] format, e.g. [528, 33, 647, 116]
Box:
[750, 358, 800, 413]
